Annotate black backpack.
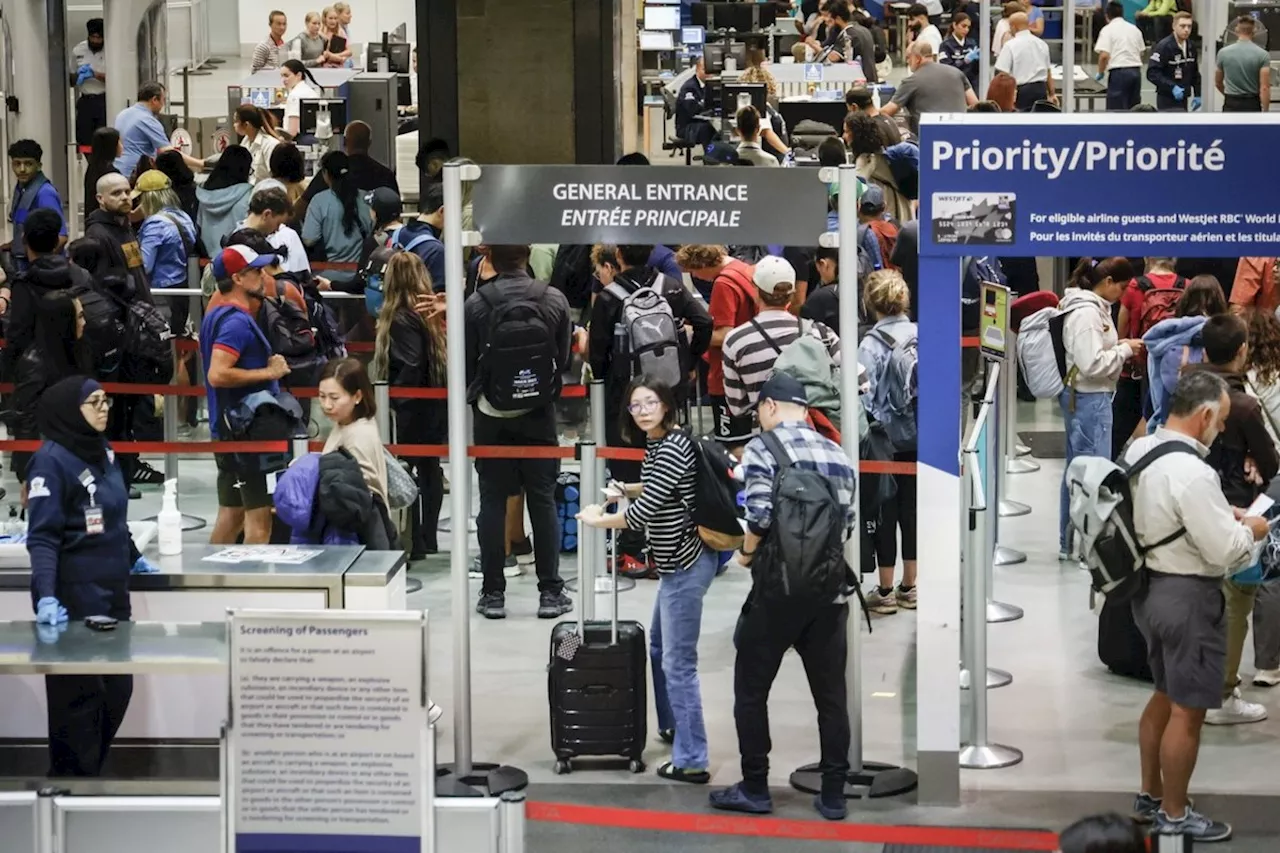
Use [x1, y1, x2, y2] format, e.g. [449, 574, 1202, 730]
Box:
[68, 281, 125, 376]
[753, 430, 848, 603]
[548, 245, 595, 311]
[258, 288, 323, 382]
[690, 435, 744, 551]
[478, 282, 560, 411]
[108, 292, 174, 383]
[302, 281, 347, 361]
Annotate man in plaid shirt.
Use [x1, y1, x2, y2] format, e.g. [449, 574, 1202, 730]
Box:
[710, 372, 856, 822]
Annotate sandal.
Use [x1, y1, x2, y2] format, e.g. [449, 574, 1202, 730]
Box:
[657, 761, 710, 785]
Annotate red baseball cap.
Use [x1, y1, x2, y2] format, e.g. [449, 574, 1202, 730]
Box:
[213, 245, 277, 280]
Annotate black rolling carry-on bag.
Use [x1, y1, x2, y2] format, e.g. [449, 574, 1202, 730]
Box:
[1098, 595, 1153, 682]
[548, 527, 648, 774]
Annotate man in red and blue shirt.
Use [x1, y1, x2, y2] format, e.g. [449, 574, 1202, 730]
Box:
[201, 245, 291, 545]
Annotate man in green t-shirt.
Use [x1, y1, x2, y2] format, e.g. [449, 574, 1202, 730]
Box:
[1216, 16, 1272, 113]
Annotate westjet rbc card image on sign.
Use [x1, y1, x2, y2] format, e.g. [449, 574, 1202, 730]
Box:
[931, 193, 1016, 246]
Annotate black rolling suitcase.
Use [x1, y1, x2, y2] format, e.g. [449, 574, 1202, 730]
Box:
[548, 529, 648, 774]
[1098, 596, 1153, 682]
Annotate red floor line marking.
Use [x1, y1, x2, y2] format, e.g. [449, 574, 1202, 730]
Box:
[524, 802, 1059, 850]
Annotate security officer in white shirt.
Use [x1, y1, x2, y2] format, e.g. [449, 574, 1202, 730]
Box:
[1148, 11, 1200, 111]
[994, 12, 1056, 110]
[1094, 1, 1147, 110]
[70, 19, 107, 148]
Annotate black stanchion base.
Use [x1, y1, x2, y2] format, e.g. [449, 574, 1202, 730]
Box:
[437, 762, 528, 798]
[788, 761, 918, 800]
[406, 577, 423, 594]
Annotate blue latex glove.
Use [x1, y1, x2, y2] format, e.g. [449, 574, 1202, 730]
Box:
[965, 48, 980, 63]
[75, 64, 95, 87]
[35, 596, 68, 625]
[1190, 96, 1202, 111]
[36, 621, 68, 644]
[1172, 85, 1186, 101]
[131, 556, 160, 575]
[1093, 71, 1105, 82]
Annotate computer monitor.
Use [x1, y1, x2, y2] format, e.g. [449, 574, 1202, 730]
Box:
[681, 25, 705, 45]
[691, 2, 774, 33]
[640, 30, 676, 50]
[397, 75, 413, 108]
[702, 43, 725, 74]
[366, 42, 412, 73]
[723, 83, 766, 117]
[704, 79, 724, 114]
[644, 5, 681, 30]
[299, 99, 349, 136]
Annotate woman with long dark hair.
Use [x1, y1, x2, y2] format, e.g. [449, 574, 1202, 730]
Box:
[83, 127, 121, 217]
[578, 377, 718, 785]
[279, 59, 321, 137]
[234, 104, 283, 183]
[154, 150, 200, 227]
[12, 292, 94, 484]
[195, 145, 254, 257]
[372, 252, 446, 557]
[268, 142, 309, 208]
[301, 151, 370, 284]
[939, 12, 979, 90]
[1057, 257, 1144, 559]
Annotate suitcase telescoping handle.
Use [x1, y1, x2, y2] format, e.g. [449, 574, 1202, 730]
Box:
[578, 501, 621, 646]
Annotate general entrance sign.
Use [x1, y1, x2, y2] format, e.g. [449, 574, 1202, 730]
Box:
[470, 165, 829, 246]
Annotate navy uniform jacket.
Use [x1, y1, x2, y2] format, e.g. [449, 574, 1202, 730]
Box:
[26, 441, 139, 620]
[1147, 34, 1200, 110]
[675, 75, 708, 136]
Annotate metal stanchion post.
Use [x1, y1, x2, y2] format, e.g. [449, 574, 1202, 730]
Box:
[1006, 329, 1040, 473]
[375, 381, 391, 437]
[1063, 0, 1076, 113]
[437, 161, 527, 797]
[984, 377, 1024, 622]
[578, 441, 598, 623]
[959, 417, 1023, 770]
[35, 787, 57, 853]
[989, 367, 1026, 569]
[500, 791, 528, 853]
[790, 163, 916, 800]
[998, 331, 1032, 517]
[979, 0, 991, 98]
[589, 380, 606, 449]
[67, 143, 81, 239]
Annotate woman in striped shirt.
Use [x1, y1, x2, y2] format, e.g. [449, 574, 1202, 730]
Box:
[578, 377, 719, 784]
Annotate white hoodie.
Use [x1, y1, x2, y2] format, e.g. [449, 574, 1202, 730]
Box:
[1059, 287, 1133, 393]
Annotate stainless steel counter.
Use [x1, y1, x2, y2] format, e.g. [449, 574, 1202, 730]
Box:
[0, 621, 225, 676]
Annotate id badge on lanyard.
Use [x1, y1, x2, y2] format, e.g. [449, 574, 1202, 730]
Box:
[80, 469, 104, 536]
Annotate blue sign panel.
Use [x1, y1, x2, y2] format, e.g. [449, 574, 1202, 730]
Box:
[919, 114, 1280, 259]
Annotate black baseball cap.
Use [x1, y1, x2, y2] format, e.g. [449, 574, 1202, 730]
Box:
[759, 373, 809, 408]
[365, 187, 402, 225]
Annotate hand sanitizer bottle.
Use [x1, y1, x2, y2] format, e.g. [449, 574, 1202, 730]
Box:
[158, 479, 183, 556]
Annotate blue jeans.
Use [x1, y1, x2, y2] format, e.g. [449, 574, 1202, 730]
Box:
[650, 548, 718, 769]
[1059, 389, 1114, 551]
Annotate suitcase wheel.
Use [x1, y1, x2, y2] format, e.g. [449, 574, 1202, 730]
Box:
[629, 759, 645, 774]
[554, 759, 572, 775]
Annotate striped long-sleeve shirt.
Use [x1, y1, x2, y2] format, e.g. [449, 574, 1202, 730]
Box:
[623, 430, 704, 572]
[722, 310, 841, 416]
[251, 37, 287, 74]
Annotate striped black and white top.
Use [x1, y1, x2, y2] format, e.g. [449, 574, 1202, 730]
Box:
[722, 310, 841, 416]
[623, 430, 704, 572]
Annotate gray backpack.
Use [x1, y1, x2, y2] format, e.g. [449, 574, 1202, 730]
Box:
[605, 275, 683, 389]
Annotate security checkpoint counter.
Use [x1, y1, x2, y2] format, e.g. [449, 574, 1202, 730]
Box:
[0, 545, 407, 788]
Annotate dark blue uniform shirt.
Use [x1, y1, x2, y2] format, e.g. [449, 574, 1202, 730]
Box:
[26, 441, 137, 619]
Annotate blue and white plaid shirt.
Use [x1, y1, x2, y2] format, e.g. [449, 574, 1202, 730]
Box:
[741, 421, 857, 537]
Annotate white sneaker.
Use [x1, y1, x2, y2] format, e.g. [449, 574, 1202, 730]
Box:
[1254, 668, 1280, 687]
[428, 702, 443, 725]
[1205, 688, 1268, 725]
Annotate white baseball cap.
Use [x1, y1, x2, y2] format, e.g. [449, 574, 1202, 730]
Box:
[752, 255, 798, 294]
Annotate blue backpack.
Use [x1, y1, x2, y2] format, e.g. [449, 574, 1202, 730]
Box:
[883, 142, 919, 201]
[360, 227, 440, 316]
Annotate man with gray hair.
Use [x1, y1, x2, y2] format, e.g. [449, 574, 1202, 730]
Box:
[994, 11, 1055, 110]
[881, 39, 977, 136]
[1125, 370, 1269, 842]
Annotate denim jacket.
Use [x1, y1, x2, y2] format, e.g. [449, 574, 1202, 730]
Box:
[857, 314, 916, 425]
[138, 209, 195, 288]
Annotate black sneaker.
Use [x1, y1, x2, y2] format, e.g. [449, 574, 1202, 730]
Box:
[537, 591, 573, 619]
[476, 592, 506, 620]
[133, 461, 166, 486]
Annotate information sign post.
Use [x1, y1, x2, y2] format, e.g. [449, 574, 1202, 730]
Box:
[224, 609, 436, 853]
[916, 113, 1280, 804]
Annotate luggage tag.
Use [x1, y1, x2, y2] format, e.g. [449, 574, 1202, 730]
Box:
[80, 471, 104, 536]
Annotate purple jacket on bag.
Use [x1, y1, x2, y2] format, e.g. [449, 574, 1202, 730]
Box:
[273, 453, 360, 546]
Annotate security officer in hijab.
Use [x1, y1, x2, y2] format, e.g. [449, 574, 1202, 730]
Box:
[27, 376, 158, 776]
[71, 19, 108, 148]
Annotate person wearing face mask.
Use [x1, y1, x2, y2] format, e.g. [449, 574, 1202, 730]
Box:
[1124, 370, 1268, 843]
[1056, 257, 1146, 560]
[27, 376, 160, 776]
[202, 245, 292, 546]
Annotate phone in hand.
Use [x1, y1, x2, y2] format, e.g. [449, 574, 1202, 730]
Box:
[84, 616, 118, 632]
